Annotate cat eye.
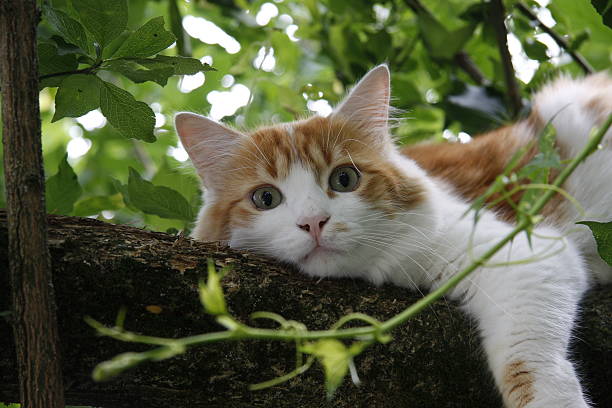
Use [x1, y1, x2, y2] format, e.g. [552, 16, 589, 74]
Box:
[251, 186, 282, 210]
[329, 165, 360, 192]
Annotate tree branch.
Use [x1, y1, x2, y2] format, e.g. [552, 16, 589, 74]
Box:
[515, 2, 594, 75]
[453, 51, 490, 86]
[0, 1, 65, 407]
[490, 0, 523, 117]
[39, 61, 102, 80]
[0, 213, 610, 407]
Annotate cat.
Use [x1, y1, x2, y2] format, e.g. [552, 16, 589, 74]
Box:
[175, 65, 611, 408]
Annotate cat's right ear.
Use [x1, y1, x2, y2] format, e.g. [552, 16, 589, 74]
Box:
[174, 112, 243, 187]
[332, 64, 391, 135]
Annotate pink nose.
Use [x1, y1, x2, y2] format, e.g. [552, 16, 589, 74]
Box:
[297, 215, 330, 242]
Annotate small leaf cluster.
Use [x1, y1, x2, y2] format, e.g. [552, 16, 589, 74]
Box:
[39, 0, 213, 142]
[45, 155, 198, 232]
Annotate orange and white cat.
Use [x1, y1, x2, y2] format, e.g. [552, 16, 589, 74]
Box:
[175, 65, 611, 408]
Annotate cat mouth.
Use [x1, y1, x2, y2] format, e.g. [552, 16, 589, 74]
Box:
[301, 245, 342, 262]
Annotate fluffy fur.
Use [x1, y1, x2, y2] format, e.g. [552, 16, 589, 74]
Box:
[175, 65, 611, 408]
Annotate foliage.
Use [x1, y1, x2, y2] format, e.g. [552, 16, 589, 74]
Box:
[1, 0, 606, 234]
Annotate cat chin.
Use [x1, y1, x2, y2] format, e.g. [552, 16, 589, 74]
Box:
[296, 250, 356, 280]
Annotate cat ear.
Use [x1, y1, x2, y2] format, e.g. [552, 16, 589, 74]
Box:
[174, 112, 243, 187]
[333, 64, 390, 133]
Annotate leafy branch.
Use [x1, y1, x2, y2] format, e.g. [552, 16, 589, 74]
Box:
[38, 60, 103, 80]
[88, 115, 612, 396]
[515, 2, 594, 74]
[39, 2, 213, 142]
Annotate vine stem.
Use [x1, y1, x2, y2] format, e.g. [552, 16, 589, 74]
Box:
[91, 114, 611, 348]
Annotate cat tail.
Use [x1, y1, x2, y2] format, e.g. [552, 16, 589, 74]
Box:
[529, 72, 612, 156]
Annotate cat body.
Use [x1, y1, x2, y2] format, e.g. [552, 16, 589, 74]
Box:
[404, 72, 612, 283]
[175, 66, 611, 408]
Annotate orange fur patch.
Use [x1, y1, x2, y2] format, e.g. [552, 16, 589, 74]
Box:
[402, 123, 533, 222]
[502, 360, 535, 408]
[402, 117, 567, 224]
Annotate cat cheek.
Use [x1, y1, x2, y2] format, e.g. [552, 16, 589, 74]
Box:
[329, 222, 350, 233]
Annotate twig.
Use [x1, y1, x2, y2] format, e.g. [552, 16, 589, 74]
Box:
[453, 52, 491, 86]
[515, 2, 594, 75]
[39, 61, 102, 80]
[490, 0, 523, 117]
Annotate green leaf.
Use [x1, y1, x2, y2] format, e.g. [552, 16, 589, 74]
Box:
[73, 194, 123, 217]
[152, 158, 201, 209]
[52, 74, 101, 122]
[50, 35, 87, 56]
[38, 43, 78, 88]
[577, 221, 612, 265]
[549, 0, 612, 70]
[523, 38, 548, 61]
[417, 13, 475, 59]
[270, 31, 300, 71]
[146, 55, 215, 74]
[127, 167, 194, 221]
[112, 17, 176, 59]
[46, 155, 82, 215]
[92, 351, 151, 382]
[591, 0, 612, 28]
[569, 30, 591, 51]
[99, 80, 156, 142]
[43, 5, 91, 54]
[73, 0, 127, 48]
[111, 178, 137, 211]
[105, 55, 214, 86]
[168, 0, 191, 56]
[301, 339, 350, 398]
[101, 31, 131, 60]
[198, 259, 228, 315]
[105, 59, 175, 86]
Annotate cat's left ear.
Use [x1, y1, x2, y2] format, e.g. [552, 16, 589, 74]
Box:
[332, 64, 390, 134]
[174, 112, 244, 187]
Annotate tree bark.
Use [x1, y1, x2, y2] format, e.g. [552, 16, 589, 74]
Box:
[0, 213, 610, 408]
[0, 1, 65, 407]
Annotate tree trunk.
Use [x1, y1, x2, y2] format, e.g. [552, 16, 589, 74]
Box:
[0, 1, 65, 407]
[0, 213, 610, 408]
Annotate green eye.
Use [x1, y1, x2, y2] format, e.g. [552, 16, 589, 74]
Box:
[251, 186, 283, 210]
[329, 165, 360, 192]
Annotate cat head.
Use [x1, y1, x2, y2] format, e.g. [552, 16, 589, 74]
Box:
[175, 65, 440, 285]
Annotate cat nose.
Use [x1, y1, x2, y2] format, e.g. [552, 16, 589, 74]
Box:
[297, 215, 330, 242]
